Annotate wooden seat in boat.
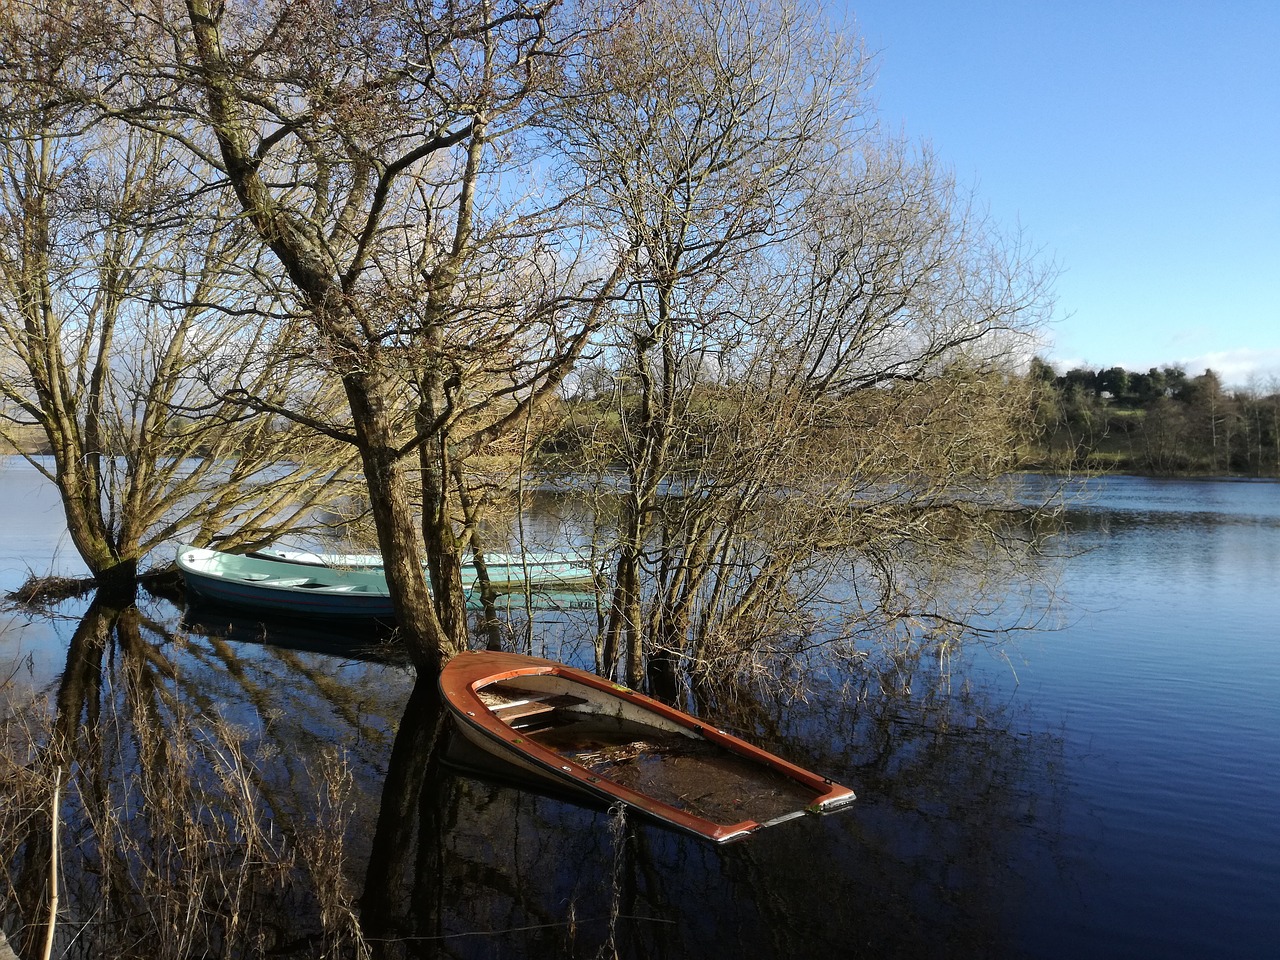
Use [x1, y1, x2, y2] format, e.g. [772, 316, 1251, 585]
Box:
[491, 693, 587, 723]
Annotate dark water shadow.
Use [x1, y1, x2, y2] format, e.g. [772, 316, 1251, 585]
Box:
[180, 605, 409, 665]
[1, 595, 1070, 959]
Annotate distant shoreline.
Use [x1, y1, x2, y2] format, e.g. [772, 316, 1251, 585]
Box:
[1, 428, 50, 456]
[4, 446, 1275, 484]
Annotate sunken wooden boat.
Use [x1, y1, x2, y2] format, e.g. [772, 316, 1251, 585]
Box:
[439, 650, 856, 843]
[249, 546, 594, 588]
[177, 545, 398, 621]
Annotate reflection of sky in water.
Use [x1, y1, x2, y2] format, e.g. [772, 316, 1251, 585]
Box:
[0, 609, 70, 700]
[2, 458, 1279, 958]
[995, 479, 1280, 960]
[0, 459, 94, 695]
[1022, 471, 1280, 523]
[0, 457, 91, 587]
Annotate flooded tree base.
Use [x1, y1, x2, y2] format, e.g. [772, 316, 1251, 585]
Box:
[4, 574, 96, 605]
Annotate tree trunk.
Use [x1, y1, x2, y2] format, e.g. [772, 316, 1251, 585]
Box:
[418, 419, 468, 656]
[345, 374, 452, 670]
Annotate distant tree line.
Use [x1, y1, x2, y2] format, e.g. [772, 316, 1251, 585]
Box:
[1028, 358, 1280, 476]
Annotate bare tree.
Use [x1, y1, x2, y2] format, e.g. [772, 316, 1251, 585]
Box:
[0, 8, 358, 595]
[4, 0, 1054, 684]
[552, 0, 870, 684]
[32, 0, 629, 665]
[554, 0, 1052, 692]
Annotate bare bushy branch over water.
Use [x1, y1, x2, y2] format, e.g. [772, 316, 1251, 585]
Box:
[0, 0, 1056, 676]
[0, 6, 363, 593]
[5, 575, 97, 606]
[546, 0, 1056, 694]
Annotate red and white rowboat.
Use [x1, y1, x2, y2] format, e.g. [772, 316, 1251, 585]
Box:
[439, 650, 856, 843]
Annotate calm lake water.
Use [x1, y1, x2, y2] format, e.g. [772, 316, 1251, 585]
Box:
[1, 457, 1277, 958]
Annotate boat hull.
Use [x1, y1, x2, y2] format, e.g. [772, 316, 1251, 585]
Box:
[439, 650, 855, 843]
[177, 545, 397, 620]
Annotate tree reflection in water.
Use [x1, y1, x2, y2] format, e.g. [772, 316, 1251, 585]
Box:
[0, 595, 1066, 959]
[0, 596, 409, 957]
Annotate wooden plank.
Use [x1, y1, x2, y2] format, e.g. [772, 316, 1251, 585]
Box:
[491, 693, 587, 722]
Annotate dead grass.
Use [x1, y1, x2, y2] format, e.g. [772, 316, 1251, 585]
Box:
[0, 659, 374, 959]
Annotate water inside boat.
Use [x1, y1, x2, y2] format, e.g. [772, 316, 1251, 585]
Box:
[482, 683, 821, 827]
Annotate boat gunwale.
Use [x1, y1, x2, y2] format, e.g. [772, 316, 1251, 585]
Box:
[249, 547, 594, 586]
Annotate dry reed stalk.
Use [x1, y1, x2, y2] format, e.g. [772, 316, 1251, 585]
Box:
[292, 748, 372, 960]
[595, 803, 629, 960]
[40, 766, 60, 960]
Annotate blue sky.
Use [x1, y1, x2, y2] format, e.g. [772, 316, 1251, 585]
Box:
[839, 0, 1280, 386]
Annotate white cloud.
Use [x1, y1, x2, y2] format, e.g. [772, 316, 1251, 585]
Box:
[1171, 349, 1280, 388]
